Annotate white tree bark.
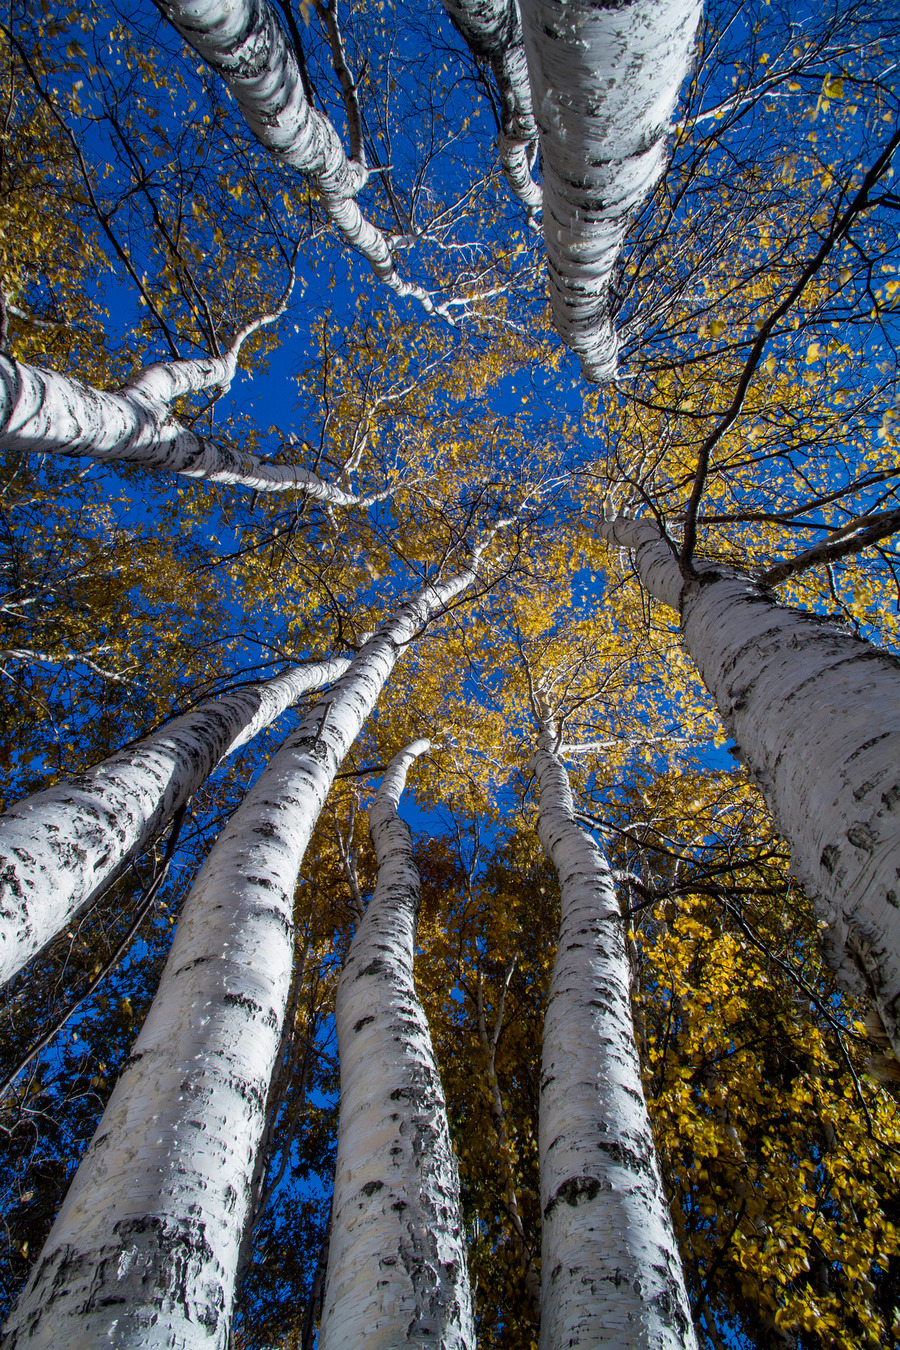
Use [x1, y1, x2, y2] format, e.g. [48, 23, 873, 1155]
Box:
[533, 721, 697, 1348]
[320, 740, 474, 1350]
[0, 657, 350, 990]
[1, 547, 497, 1350]
[156, 0, 452, 320]
[442, 0, 542, 218]
[518, 0, 700, 381]
[601, 514, 900, 1057]
[0, 352, 386, 501]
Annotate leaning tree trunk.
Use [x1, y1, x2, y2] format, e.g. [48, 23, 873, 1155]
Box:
[156, 0, 450, 319]
[1, 547, 494, 1350]
[0, 352, 383, 499]
[320, 740, 474, 1350]
[0, 656, 350, 989]
[601, 514, 900, 1058]
[441, 0, 542, 218]
[518, 0, 700, 381]
[533, 720, 697, 1349]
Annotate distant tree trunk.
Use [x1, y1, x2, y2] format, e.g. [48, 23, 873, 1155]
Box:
[517, 0, 700, 381]
[442, 0, 542, 218]
[157, 0, 451, 319]
[1, 547, 497, 1350]
[533, 718, 697, 1349]
[601, 514, 900, 1057]
[0, 656, 349, 989]
[320, 740, 474, 1350]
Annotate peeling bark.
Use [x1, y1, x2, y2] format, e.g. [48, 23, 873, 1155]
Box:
[518, 0, 700, 381]
[2, 551, 495, 1350]
[0, 658, 349, 990]
[601, 515, 900, 1058]
[320, 740, 474, 1350]
[442, 0, 542, 217]
[0, 353, 384, 500]
[533, 721, 697, 1348]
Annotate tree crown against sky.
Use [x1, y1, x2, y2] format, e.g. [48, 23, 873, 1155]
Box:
[0, 0, 899, 1346]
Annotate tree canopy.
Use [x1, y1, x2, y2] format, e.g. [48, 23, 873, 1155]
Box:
[0, 0, 899, 1346]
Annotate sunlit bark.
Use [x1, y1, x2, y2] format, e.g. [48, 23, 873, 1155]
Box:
[0, 657, 349, 989]
[601, 514, 900, 1057]
[442, 0, 542, 218]
[1, 544, 499, 1350]
[518, 0, 700, 381]
[533, 718, 697, 1348]
[157, 0, 452, 319]
[321, 740, 473, 1350]
[0, 351, 384, 500]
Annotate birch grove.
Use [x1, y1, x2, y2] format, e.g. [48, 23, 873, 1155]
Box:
[0, 657, 349, 988]
[2, 545, 502, 1349]
[2, 0, 900, 1344]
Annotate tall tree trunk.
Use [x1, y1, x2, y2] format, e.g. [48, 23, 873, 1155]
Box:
[442, 0, 542, 218]
[320, 740, 474, 1350]
[517, 0, 700, 381]
[601, 514, 900, 1057]
[533, 720, 697, 1349]
[0, 351, 385, 499]
[156, 0, 451, 319]
[1, 549, 496, 1350]
[0, 657, 349, 989]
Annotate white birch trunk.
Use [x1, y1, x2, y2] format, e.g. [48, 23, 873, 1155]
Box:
[0, 353, 384, 500]
[518, 0, 700, 381]
[320, 740, 474, 1350]
[533, 722, 697, 1349]
[442, 0, 542, 217]
[0, 657, 349, 990]
[601, 515, 900, 1057]
[1, 551, 494, 1350]
[156, 0, 451, 319]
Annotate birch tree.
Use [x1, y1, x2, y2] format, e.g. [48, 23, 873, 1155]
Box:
[1, 528, 507, 1350]
[441, 0, 542, 219]
[517, 0, 701, 381]
[0, 656, 349, 988]
[531, 703, 696, 1348]
[0, 314, 396, 500]
[320, 739, 473, 1349]
[155, 0, 456, 320]
[600, 512, 900, 1061]
[604, 765, 900, 1347]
